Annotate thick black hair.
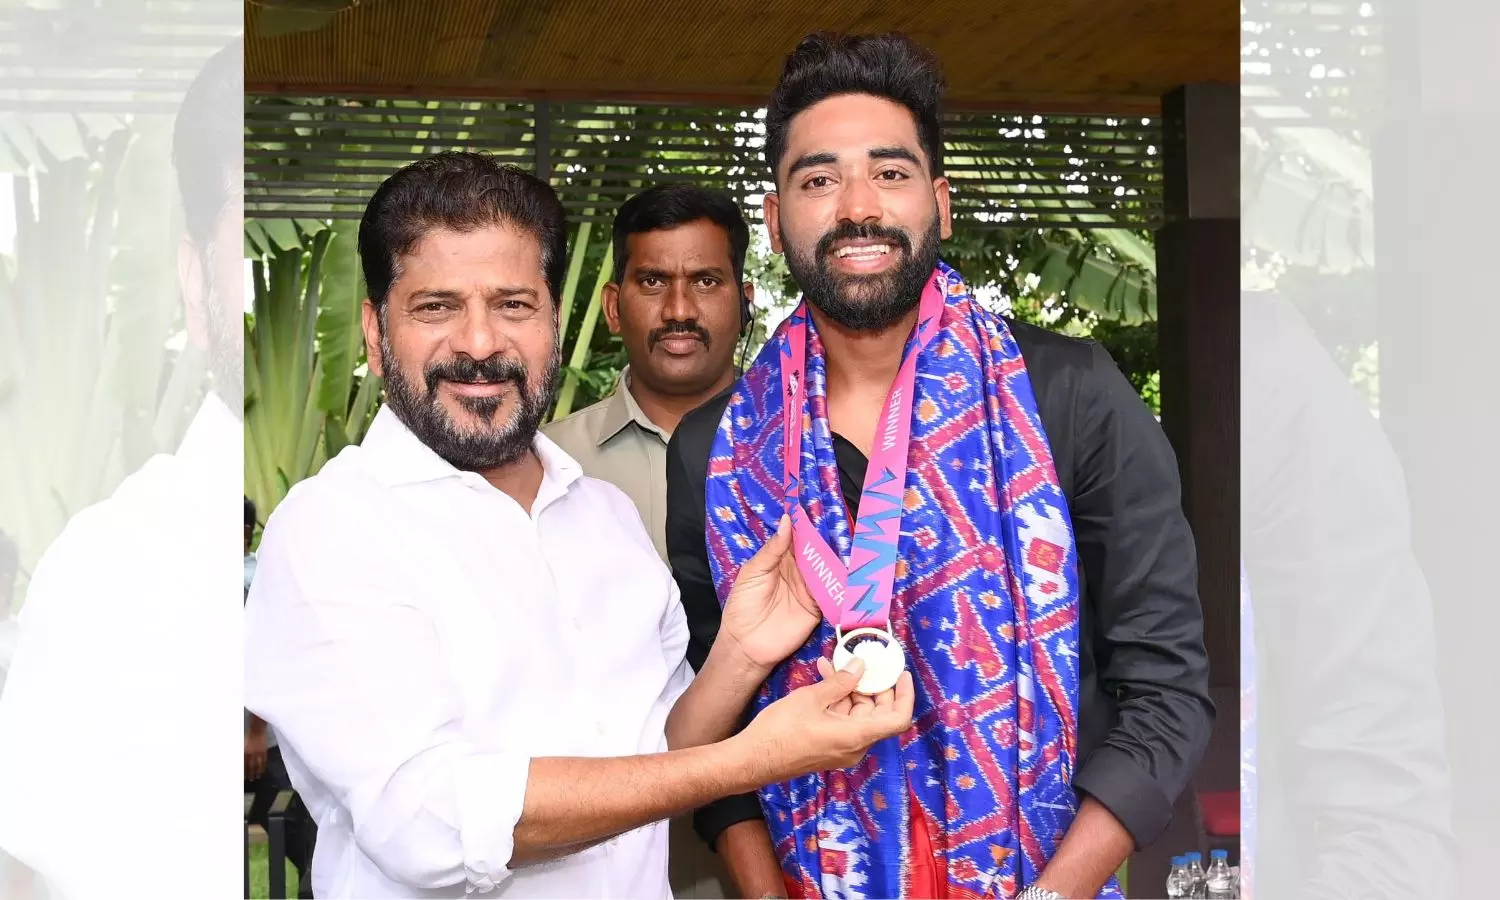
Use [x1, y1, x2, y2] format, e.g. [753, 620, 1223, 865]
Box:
[245, 497, 257, 532]
[611, 183, 750, 284]
[359, 152, 569, 311]
[764, 32, 946, 183]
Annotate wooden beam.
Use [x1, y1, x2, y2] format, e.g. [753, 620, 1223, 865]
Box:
[244, 81, 1165, 116]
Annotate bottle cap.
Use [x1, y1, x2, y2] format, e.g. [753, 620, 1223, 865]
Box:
[1187, 851, 1202, 861]
[1211, 849, 1228, 859]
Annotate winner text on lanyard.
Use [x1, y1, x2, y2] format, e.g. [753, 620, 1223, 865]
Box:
[781, 274, 945, 695]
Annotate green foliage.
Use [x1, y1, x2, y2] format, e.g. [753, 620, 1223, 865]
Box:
[552, 241, 615, 419]
[1088, 318, 1161, 413]
[944, 225, 1160, 414]
[243, 220, 381, 524]
[550, 219, 623, 415]
[943, 226, 1156, 323]
[992, 290, 1161, 416]
[0, 113, 197, 605]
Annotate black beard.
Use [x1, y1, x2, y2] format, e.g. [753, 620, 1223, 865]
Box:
[782, 217, 942, 332]
[380, 332, 561, 472]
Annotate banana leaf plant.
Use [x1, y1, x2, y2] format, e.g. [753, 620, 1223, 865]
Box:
[946, 118, 1160, 324]
[243, 218, 381, 524]
[944, 225, 1158, 325]
[0, 112, 195, 606]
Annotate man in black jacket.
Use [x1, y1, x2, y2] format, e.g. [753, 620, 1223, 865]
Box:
[665, 32, 1213, 900]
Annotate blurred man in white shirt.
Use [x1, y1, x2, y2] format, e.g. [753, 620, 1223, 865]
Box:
[243, 153, 914, 900]
[0, 39, 245, 900]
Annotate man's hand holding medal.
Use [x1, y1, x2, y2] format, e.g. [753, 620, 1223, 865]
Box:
[716, 512, 915, 780]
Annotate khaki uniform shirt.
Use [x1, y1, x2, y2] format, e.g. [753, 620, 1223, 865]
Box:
[543, 367, 671, 559]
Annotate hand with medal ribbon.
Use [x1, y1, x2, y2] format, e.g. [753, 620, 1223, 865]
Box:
[720, 512, 824, 671]
[716, 513, 915, 780]
[695, 279, 945, 784]
[779, 276, 945, 697]
[723, 282, 944, 781]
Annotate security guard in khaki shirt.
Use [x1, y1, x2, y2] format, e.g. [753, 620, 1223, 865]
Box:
[544, 363, 675, 556]
[544, 184, 756, 899]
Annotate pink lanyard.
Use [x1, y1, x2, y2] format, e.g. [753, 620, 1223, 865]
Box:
[781, 275, 945, 632]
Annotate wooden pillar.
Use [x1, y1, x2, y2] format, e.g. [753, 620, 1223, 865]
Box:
[1157, 83, 1240, 687]
[1134, 82, 1240, 892]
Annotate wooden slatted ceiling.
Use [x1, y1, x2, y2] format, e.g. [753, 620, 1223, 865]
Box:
[244, 0, 1238, 113]
[245, 98, 1163, 228]
[0, 5, 240, 114]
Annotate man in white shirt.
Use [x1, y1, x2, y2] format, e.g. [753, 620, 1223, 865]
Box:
[243, 152, 914, 899]
[0, 39, 246, 900]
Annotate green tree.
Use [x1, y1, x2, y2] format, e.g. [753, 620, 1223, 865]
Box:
[0, 112, 199, 604]
[243, 219, 382, 525]
[942, 226, 1160, 412]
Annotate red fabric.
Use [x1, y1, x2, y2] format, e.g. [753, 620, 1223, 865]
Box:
[908, 785, 947, 898]
[779, 785, 951, 898]
[1199, 790, 1240, 837]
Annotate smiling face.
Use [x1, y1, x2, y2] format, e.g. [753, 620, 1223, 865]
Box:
[764, 93, 952, 332]
[362, 223, 561, 472]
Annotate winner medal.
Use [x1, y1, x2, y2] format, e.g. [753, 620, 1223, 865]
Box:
[833, 625, 906, 695]
[780, 276, 946, 698]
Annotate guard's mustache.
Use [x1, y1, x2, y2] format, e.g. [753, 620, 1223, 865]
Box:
[649, 321, 711, 350]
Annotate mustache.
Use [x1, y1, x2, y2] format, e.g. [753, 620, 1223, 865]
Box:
[648, 321, 711, 350]
[815, 221, 913, 262]
[424, 354, 529, 394]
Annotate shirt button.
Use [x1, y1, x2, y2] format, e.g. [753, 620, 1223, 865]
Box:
[571, 616, 583, 631]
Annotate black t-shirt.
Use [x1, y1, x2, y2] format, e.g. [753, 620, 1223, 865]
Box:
[665, 317, 1214, 851]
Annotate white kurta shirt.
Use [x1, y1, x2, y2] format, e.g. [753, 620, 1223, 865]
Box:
[244, 406, 693, 899]
[0, 394, 244, 900]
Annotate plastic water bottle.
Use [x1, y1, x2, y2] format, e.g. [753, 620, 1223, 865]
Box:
[1185, 852, 1207, 898]
[1165, 856, 1189, 899]
[1206, 849, 1235, 898]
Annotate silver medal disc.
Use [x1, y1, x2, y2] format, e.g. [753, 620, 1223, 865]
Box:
[831, 626, 906, 696]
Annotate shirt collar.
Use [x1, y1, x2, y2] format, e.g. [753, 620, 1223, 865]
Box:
[362, 404, 584, 495]
[595, 366, 670, 447]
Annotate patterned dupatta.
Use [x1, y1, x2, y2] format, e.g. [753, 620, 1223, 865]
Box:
[704, 261, 1121, 899]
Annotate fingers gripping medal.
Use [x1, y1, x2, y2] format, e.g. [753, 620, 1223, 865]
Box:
[781, 275, 946, 697]
[833, 626, 906, 695]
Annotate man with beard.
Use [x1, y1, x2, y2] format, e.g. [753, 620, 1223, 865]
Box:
[0, 38, 246, 900]
[666, 34, 1213, 900]
[243, 152, 916, 900]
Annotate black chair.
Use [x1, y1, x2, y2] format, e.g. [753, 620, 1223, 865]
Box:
[267, 790, 294, 898]
[244, 789, 296, 898]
